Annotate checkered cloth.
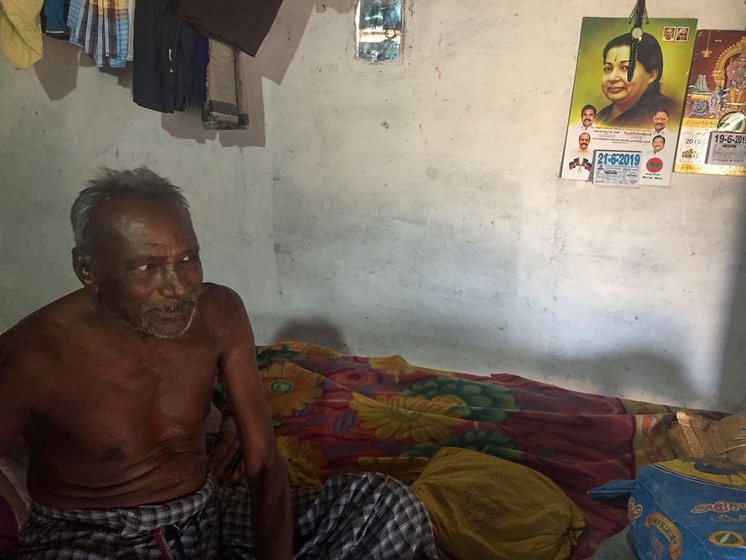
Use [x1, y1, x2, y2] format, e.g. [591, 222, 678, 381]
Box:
[67, 0, 129, 67]
[8, 472, 439, 559]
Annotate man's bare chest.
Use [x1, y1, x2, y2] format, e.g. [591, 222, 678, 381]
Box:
[28, 339, 221, 457]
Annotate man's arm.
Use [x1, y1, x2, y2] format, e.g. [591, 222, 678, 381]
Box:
[213, 287, 293, 560]
[0, 330, 33, 457]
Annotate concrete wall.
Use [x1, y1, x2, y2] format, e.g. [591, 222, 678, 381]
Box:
[1, 1, 745, 412]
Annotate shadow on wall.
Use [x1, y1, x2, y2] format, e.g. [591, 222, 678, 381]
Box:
[717, 189, 746, 414]
[273, 319, 349, 353]
[30, 1, 354, 147]
[34, 37, 132, 100]
[397, 327, 699, 408]
[266, 319, 699, 409]
[530, 350, 694, 408]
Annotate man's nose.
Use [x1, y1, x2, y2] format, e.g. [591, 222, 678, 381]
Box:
[160, 265, 189, 298]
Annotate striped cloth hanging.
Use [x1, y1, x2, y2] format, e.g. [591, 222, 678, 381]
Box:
[67, 0, 129, 67]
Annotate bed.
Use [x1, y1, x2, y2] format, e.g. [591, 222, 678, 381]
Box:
[0, 340, 723, 559]
[210, 341, 702, 560]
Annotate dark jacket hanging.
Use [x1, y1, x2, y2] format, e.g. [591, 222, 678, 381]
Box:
[133, 0, 200, 113]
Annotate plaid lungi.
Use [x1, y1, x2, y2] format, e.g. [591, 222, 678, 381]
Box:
[9, 472, 439, 560]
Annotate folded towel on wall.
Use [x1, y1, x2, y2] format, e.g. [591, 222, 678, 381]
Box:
[202, 38, 248, 130]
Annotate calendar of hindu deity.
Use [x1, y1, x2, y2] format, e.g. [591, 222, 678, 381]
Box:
[674, 30, 746, 176]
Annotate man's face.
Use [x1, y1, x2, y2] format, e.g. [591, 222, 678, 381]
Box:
[578, 133, 591, 151]
[652, 137, 665, 153]
[581, 108, 596, 128]
[653, 111, 669, 131]
[85, 197, 203, 338]
[664, 28, 673, 40]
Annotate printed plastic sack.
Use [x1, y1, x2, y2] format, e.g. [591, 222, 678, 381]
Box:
[592, 458, 746, 559]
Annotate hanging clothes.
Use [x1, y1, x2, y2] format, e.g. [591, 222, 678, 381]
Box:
[179, 0, 284, 57]
[126, 0, 133, 61]
[41, 0, 71, 40]
[67, 0, 129, 67]
[0, 0, 44, 69]
[132, 0, 200, 113]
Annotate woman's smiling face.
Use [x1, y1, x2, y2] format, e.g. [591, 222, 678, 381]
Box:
[602, 45, 658, 112]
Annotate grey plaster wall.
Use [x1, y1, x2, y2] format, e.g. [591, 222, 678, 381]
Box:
[1, 1, 745, 411]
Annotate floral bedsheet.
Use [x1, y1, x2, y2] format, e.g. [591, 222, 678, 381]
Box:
[213, 341, 686, 559]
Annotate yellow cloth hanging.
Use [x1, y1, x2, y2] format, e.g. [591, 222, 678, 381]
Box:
[0, 0, 44, 69]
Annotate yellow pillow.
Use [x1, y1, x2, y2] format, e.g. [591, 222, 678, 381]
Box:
[411, 447, 585, 560]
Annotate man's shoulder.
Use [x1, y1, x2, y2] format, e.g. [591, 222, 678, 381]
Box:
[2, 291, 90, 343]
[0, 291, 92, 375]
[196, 284, 253, 350]
[197, 283, 249, 328]
[199, 283, 244, 310]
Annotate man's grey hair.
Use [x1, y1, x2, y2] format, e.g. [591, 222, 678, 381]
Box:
[71, 167, 189, 253]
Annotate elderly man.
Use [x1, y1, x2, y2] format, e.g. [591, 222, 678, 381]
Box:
[0, 168, 438, 559]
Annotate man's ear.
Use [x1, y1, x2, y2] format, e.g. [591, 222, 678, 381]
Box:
[72, 248, 98, 294]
